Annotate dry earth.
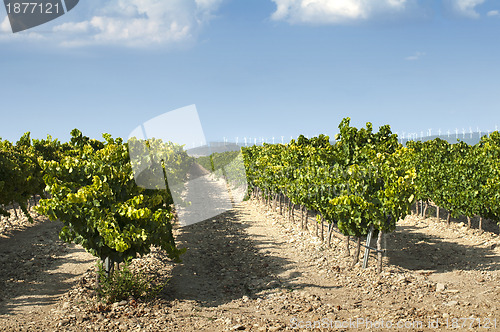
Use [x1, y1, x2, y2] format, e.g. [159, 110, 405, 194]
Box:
[0, 197, 499, 331]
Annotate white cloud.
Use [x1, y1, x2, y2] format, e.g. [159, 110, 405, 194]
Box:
[53, 21, 91, 34]
[487, 10, 499, 16]
[443, 0, 485, 18]
[270, 0, 410, 24]
[0, 0, 224, 47]
[196, 0, 224, 16]
[405, 52, 425, 61]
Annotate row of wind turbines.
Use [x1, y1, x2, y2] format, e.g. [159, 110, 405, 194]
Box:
[217, 125, 499, 147]
[396, 125, 499, 142]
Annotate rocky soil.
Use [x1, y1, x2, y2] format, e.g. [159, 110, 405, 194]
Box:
[0, 199, 499, 331]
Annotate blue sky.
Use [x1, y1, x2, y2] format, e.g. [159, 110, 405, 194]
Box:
[1, 0, 500, 144]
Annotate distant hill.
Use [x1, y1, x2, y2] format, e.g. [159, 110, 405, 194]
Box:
[186, 142, 242, 157]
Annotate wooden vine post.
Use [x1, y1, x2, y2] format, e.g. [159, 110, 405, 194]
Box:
[300, 205, 304, 229]
[351, 237, 361, 268]
[344, 235, 350, 257]
[320, 215, 324, 241]
[303, 207, 308, 231]
[327, 222, 333, 248]
[279, 193, 283, 215]
[423, 201, 428, 217]
[315, 215, 319, 237]
[377, 230, 384, 274]
[362, 225, 374, 269]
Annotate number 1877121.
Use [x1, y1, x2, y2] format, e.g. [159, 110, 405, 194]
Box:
[6, 2, 60, 14]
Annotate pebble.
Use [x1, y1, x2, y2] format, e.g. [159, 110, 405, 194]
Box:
[266, 280, 280, 288]
[58, 319, 70, 326]
[231, 324, 246, 330]
[436, 283, 446, 292]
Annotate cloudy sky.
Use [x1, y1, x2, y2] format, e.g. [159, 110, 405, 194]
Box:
[1, 0, 500, 143]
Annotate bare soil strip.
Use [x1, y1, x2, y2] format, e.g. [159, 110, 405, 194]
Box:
[0, 199, 499, 331]
[0, 216, 94, 330]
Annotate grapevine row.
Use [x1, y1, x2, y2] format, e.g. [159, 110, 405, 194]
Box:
[241, 118, 417, 271]
[407, 134, 500, 229]
[1, 130, 193, 277]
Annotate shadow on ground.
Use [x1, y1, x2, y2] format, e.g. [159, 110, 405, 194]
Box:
[162, 205, 343, 308]
[385, 224, 499, 272]
[0, 220, 94, 316]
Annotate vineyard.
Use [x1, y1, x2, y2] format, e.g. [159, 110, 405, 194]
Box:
[1, 118, 500, 273]
[1, 119, 500, 330]
[1, 129, 192, 275]
[240, 118, 500, 271]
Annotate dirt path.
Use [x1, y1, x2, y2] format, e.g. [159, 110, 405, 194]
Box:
[175, 163, 235, 227]
[0, 198, 499, 331]
[0, 215, 95, 330]
[132, 201, 500, 331]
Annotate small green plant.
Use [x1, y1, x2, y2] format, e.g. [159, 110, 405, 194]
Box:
[96, 259, 165, 304]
